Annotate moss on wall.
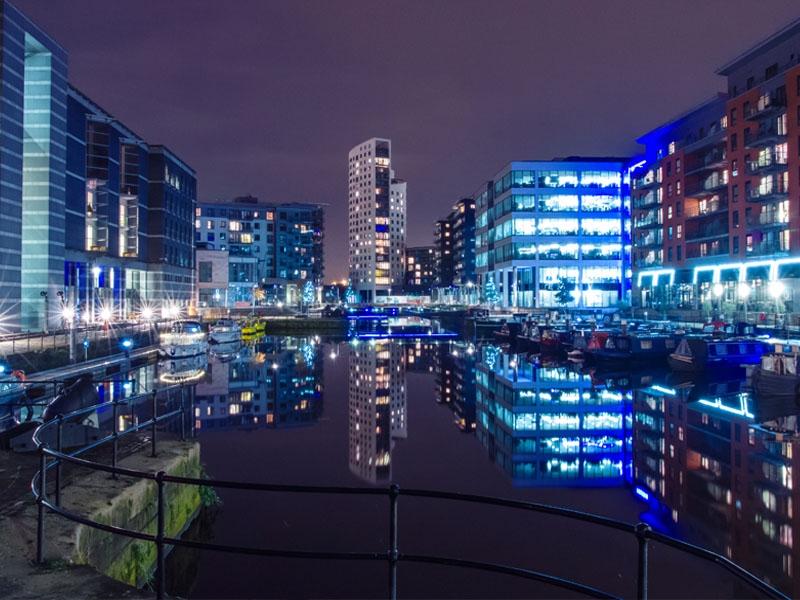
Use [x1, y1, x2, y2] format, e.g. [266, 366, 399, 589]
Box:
[74, 443, 202, 588]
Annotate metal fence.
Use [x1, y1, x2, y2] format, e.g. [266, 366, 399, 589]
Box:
[30, 387, 789, 600]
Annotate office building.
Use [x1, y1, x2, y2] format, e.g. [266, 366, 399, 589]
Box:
[195, 197, 324, 307]
[404, 246, 435, 295]
[348, 137, 406, 303]
[0, 0, 195, 330]
[633, 18, 800, 314]
[474, 159, 630, 310]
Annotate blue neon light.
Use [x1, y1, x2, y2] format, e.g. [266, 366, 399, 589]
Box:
[121, 338, 133, 349]
[634, 486, 650, 501]
[354, 332, 457, 339]
[650, 385, 676, 396]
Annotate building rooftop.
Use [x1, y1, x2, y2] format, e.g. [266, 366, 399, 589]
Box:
[716, 16, 800, 76]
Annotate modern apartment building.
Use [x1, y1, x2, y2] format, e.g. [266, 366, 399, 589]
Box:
[474, 159, 630, 310]
[434, 198, 476, 303]
[404, 246, 435, 295]
[347, 138, 406, 303]
[633, 18, 800, 314]
[195, 197, 324, 307]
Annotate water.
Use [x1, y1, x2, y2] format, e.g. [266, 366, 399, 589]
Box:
[148, 336, 798, 598]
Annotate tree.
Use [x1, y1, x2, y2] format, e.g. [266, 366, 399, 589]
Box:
[345, 283, 356, 305]
[302, 280, 315, 305]
[484, 276, 500, 305]
[554, 276, 575, 309]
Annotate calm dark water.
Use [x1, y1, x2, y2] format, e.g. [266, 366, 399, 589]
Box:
[158, 336, 799, 599]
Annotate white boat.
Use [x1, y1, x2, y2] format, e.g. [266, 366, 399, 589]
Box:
[209, 318, 242, 344]
[158, 354, 208, 383]
[159, 321, 208, 358]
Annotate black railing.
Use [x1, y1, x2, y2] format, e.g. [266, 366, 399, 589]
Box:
[30, 387, 789, 600]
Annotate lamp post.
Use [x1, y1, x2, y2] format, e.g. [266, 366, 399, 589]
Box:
[769, 280, 785, 331]
[39, 291, 49, 334]
[738, 283, 751, 324]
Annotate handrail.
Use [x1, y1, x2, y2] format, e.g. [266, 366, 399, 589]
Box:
[30, 385, 790, 600]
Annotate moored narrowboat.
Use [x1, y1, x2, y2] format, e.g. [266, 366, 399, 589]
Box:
[593, 333, 681, 365]
[752, 341, 800, 400]
[668, 338, 770, 373]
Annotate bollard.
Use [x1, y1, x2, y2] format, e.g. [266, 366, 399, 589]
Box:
[151, 390, 158, 457]
[179, 384, 186, 441]
[635, 522, 651, 600]
[155, 471, 166, 600]
[55, 415, 63, 507]
[36, 444, 47, 564]
[111, 400, 119, 478]
[388, 483, 399, 600]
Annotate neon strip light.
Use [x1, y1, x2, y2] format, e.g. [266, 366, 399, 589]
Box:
[634, 486, 650, 501]
[692, 257, 800, 284]
[698, 394, 754, 419]
[354, 332, 458, 338]
[637, 268, 675, 287]
[650, 385, 677, 396]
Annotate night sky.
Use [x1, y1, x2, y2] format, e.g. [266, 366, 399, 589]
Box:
[14, 0, 800, 281]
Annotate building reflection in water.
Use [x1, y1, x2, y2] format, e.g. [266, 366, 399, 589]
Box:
[193, 336, 323, 431]
[435, 342, 477, 432]
[632, 380, 798, 593]
[474, 345, 633, 487]
[349, 340, 407, 484]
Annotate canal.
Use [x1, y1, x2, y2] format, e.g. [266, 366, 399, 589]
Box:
[107, 334, 793, 599]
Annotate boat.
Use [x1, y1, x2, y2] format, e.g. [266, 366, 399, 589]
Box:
[668, 337, 770, 373]
[158, 354, 208, 383]
[752, 341, 800, 400]
[540, 328, 574, 354]
[209, 318, 242, 344]
[241, 318, 266, 338]
[592, 333, 681, 366]
[493, 319, 523, 344]
[0, 369, 27, 432]
[518, 323, 553, 353]
[210, 340, 242, 362]
[570, 330, 611, 361]
[159, 321, 208, 358]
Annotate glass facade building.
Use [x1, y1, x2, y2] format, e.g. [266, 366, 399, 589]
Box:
[474, 159, 630, 310]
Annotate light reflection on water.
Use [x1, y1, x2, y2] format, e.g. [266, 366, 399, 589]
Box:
[155, 336, 799, 598]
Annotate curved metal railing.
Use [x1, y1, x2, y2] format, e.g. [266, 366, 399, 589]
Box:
[30, 386, 789, 600]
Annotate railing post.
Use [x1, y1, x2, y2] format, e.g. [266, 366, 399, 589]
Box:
[388, 483, 399, 600]
[155, 471, 166, 600]
[635, 522, 651, 600]
[55, 415, 63, 507]
[179, 383, 186, 441]
[36, 444, 47, 564]
[111, 400, 119, 478]
[151, 390, 158, 457]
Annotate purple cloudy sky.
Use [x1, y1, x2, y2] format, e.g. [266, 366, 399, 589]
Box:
[14, 0, 800, 280]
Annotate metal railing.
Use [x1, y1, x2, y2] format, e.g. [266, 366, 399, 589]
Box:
[30, 387, 789, 600]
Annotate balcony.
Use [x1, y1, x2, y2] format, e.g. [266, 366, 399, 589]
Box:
[747, 186, 788, 203]
[685, 174, 728, 198]
[685, 221, 728, 242]
[680, 124, 727, 155]
[635, 254, 663, 268]
[747, 211, 790, 230]
[638, 233, 663, 249]
[745, 95, 786, 121]
[633, 215, 663, 229]
[745, 126, 787, 149]
[685, 243, 729, 260]
[684, 148, 727, 176]
[746, 155, 788, 176]
[633, 192, 660, 210]
[685, 198, 727, 220]
[747, 240, 790, 257]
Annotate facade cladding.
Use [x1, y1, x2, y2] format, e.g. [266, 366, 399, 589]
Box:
[633, 18, 800, 313]
[195, 197, 324, 307]
[403, 246, 435, 295]
[0, 1, 68, 331]
[475, 159, 630, 309]
[348, 137, 407, 303]
[0, 0, 195, 330]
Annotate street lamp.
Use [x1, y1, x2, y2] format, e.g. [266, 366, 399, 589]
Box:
[769, 280, 785, 329]
[40, 291, 48, 334]
[738, 283, 751, 323]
